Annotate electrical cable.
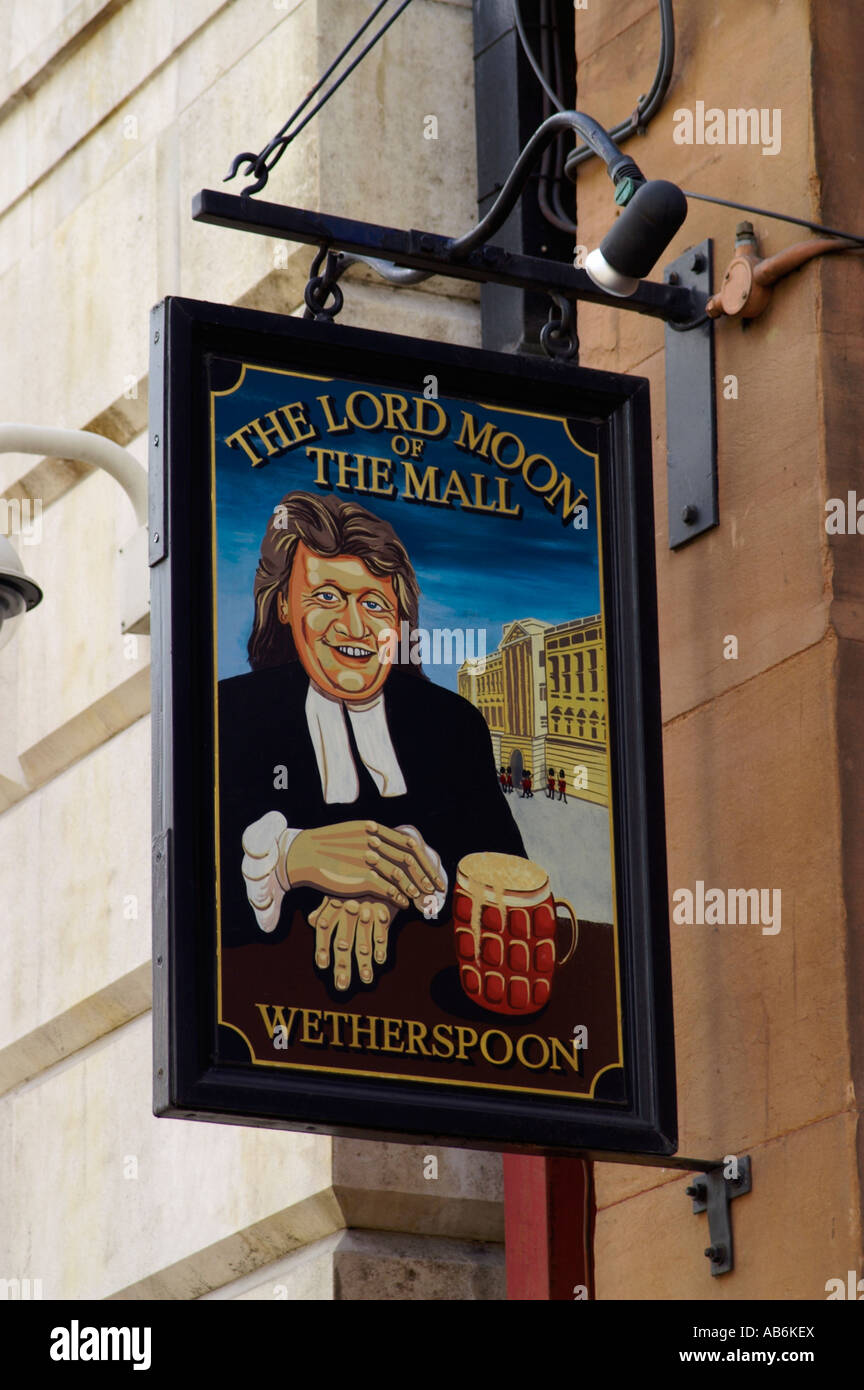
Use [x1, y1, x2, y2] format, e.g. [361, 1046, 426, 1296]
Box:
[549, 1, 575, 228]
[512, 0, 564, 111]
[563, 0, 675, 175]
[226, 0, 415, 194]
[682, 191, 864, 247]
[537, 0, 574, 234]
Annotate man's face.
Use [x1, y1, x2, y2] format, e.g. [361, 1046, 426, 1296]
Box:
[281, 542, 399, 702]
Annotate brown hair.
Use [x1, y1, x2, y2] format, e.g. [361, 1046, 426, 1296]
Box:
[247, 491, 423, 673]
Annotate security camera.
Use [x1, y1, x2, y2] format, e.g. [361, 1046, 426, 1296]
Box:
[0, 534, 42, 652]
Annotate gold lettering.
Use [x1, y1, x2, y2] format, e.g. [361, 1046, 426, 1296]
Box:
[405, 1019, 431, 1056]
[256, 1003, 299, 1042]
[515, 1033, 550, 1069]
[522, 453, 557, 494]
[479, 1029, 514, 1066]
[440, 469, 471, 508]
[250, 410, 291, 457]
[548, 1037, 582, 1074]
[322, 1010, 351, 1046]
[402, 460, 442, 504]
[367, 456, 396, 496]
[349, 1014, 381, 1049]
[468, 474, 499, 513]
[490, 431, 525, 471]
[225, 425, 263, 465]
[335, 451, 368, 491]
[380, 1017, 405, 1053]
[496, 476, 521, 517]
[279, 400, 318, 446]
[431, 1023, 455, 1059]
[301, 1009, 325, 1045]
[454, 410, 495, 457]
[381, 393, 411, 433]
[455, 1026, 479, 1060]
[544, 473, 589, 525]
[346, 390, 384, 430]
[413, 397, 448, 438]
[305, 446, 335, 486]
[317, 394, 351, 433]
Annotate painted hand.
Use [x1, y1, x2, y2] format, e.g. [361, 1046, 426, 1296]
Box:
[284, 819, 446, 908]
[307, 896, 398, 990]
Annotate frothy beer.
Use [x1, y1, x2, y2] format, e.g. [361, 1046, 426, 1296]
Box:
[453, 851, 577, 1016]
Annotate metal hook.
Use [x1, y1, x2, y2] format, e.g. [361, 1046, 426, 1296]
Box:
[540, 292, 578, 359]
[303, 248, 347, 321]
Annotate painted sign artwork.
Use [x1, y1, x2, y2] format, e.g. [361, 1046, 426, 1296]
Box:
[211, 359, 625, 1104]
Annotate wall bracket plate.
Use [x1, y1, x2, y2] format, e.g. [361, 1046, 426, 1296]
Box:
[664, 239, 718, 549]
[686, 1156, 752, 1276]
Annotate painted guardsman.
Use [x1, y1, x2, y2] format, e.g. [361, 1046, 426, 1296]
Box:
[557, 768, 568, 803]
[546, 766, 556, 798]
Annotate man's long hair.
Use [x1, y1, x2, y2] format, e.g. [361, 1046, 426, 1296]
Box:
[247, 491, 423, 674]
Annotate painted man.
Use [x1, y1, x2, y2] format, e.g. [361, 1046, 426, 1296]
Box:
[217, 492, 525, 992]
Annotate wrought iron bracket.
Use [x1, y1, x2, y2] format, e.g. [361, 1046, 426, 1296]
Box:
[686, 1156, 752, 1277]
[192, 189, 706, 326]
[664, 239, 718, 548]
[192, 191, 718, 544]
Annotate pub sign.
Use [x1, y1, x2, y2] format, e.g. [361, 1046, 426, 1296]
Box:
[150, 296, 676, 1156]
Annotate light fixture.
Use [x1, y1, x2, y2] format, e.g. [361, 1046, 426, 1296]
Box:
[585, 180, 689, 298]
[0, 533, 42, 652]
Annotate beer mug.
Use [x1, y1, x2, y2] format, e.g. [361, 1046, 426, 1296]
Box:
[453, 851, 578, 1016]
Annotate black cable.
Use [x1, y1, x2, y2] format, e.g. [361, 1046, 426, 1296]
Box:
[682, 191, 864, 247]
[449, 112, 643, 257]
[513, 0, 563, 111]
[226, 0, 415, 194]
[536, 0, 574, 233]
[549, 0, 576, 229]
[565, 0, 675, 174]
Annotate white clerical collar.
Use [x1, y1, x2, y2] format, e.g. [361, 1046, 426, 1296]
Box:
[304, 681, 407, 804]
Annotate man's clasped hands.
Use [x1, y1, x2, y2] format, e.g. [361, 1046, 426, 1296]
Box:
[240, 815, 446, 989]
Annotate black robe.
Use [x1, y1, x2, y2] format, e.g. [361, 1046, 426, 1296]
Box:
[216, 661, 526, 946]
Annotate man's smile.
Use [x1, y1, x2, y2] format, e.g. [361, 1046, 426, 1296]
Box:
[322, 637, 376, 662]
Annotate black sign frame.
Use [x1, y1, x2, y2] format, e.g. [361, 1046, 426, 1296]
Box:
[150, 294, 676, 1159]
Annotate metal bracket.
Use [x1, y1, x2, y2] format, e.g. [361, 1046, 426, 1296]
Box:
[192, 190, 705, 327]
[686, 1156, 752, 1276]
[664, 239, 718, 548]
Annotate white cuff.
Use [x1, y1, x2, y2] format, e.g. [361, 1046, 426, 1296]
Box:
[396, 823, 447, 921]
[241, 816, 303, 933]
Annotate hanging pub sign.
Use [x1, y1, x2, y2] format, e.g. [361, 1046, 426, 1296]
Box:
[149, 295, 676, 1157]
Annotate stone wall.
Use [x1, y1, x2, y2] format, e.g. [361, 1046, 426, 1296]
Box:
[0, 0, 503, 1302]
[574, 0, 863, 1299]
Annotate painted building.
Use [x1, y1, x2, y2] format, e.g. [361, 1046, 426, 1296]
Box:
[544, 615, 608, 808]
[459, 613, 610, 806]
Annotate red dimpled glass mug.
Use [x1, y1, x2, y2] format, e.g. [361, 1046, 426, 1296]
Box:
[452, 851, 578, 1016]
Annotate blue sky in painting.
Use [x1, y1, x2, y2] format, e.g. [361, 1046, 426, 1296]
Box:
[213, 364, 602, 690]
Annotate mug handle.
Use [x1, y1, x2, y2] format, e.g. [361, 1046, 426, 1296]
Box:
[554, 898, 579, 965]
